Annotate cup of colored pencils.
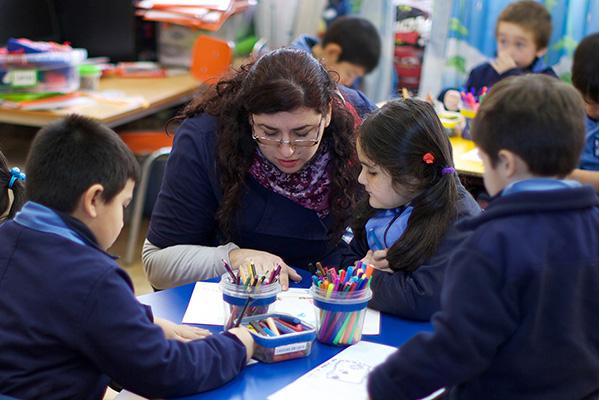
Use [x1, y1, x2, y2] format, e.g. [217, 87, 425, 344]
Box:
[310, 262, 373, 346]
[220, 260, 282, 330]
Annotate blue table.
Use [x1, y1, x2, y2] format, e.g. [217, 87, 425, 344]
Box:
[138, 269, 432, 399]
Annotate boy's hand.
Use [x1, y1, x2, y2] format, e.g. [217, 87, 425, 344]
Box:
[155, 317, 212, 342]
[228, 326, 255, 362]
[491, 51, 517, 75]
[229, 248, 302, 290]
[360, 250, 393, 272]
[443, 90, 461, 111]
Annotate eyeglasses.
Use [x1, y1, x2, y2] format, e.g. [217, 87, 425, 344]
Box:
[250, 116, 323, 148]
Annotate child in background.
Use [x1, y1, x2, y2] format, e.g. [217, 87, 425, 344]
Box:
[568, 33, 599, 192]
[346, 99, 480, 320]
[0, 116, 253, 399]
[291, 16, 380, 119]
[442, 1, 557, 111]
[368, 75, 598, 399]
[291, 16, 381, 88]
[0, 150, 25, 222]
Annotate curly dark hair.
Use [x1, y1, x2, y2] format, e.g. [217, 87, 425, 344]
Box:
[353, 99, 458, 272]
[174, 48, 360, 241]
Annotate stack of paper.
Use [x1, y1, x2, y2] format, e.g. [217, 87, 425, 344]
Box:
[135, 0, 253, 31]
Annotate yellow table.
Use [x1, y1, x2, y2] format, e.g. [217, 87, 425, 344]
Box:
[450, 136, 483, 177]
[0, 73, 202, 128]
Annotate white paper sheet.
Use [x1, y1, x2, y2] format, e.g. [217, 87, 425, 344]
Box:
[268, 341, 394, 400]
[268, 341, 445, 400]
[181, 282, 225, 325]
[181, 284, 380, 335]
[114, 390, 148, 400]
[459, 147, 482, 162]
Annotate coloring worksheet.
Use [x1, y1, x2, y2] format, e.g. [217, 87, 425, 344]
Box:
[267, 341, 396, 400]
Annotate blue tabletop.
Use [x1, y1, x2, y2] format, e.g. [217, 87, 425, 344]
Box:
[138, 268, 432, 399]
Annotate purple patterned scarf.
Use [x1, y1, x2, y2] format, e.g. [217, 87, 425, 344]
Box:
[248, 145, 331, 218]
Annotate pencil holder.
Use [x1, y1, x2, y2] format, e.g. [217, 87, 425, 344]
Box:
[220, 273, 281, 329]
[241, 313, 316, 363]
[311, 285, 372, 346]
[459, 108, 477, 140]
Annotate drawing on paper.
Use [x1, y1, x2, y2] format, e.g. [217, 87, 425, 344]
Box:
[324, 360, 372, 384]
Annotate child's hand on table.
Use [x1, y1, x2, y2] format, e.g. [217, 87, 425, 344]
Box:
[155, 317, 212, 342]
[229, 248, 302, 290]
[360, 249, 393, 273]
[443, 90, 461, 111]
[228, 326, 255, 362]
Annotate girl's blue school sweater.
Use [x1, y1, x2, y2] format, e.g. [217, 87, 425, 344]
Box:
[344, 183, 481, 320]
[368, 186, 599, 400]
[0, 202, 247, 399]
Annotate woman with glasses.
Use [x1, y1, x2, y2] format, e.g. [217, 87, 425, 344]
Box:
[142, 48, 370, 290]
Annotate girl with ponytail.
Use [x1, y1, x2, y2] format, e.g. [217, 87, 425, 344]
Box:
[349, 99, 481, 320]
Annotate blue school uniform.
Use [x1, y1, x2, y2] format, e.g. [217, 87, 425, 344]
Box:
[343, 183, 481, 320]
[580, 115, 599, 171]
[465, 56, 557, 94]
[368, 180, 599, 400]
[290, 34, 377, 118]
[0, 202, 247, 399]
[147, 113, 352, 268]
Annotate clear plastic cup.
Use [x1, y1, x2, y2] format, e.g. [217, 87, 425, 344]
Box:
[220, 273, 281, 329]
[311, 285, 372, 346]
[459, 108, 477, 140]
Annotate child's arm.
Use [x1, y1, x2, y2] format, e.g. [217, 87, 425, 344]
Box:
[567, 169, 599, 192]
[367, 247, 518, 400]
[367, 259, 442, 321]
[80, 267, 251, 398]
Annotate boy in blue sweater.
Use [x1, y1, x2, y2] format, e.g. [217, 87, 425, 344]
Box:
[443, 1, 557, 111]
[0, 116, 254, 399]
[368, 75, 598, 399]
[291, 16, 381, 88]
[568, 33, 599, 192]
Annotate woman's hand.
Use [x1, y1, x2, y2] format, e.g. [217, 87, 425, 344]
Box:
[155, 317, 212, 342]
[360, 249, 393, 273]
[229, 248, 302, 290]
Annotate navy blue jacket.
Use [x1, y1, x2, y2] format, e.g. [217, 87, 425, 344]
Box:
[290, 34, 377, 118]
[0, 202, 247, 399]
[438, 57, 557, 105]
[368, 186, 599, 400]
[465, 57, 557, 93]
[343, 183, 481, 320]
[147, 114, 354, 268]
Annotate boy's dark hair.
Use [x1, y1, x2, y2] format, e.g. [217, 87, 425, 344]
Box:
[322, 16, 381, 73]
[572, 33, 599, 104]
[354, 99, 458, 272]
[497, 1, 552, 50]
[25, 115, 139, 213]
[0, 150, 25, 221]
[472, 74, 585, 176]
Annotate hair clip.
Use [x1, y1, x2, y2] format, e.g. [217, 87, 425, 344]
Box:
[8, 167, 26, 189]
[441, 167, 456, 175]
[422, 152, 435, 165]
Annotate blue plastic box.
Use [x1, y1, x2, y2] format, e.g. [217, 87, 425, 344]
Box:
[241, 313, 316, 363]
